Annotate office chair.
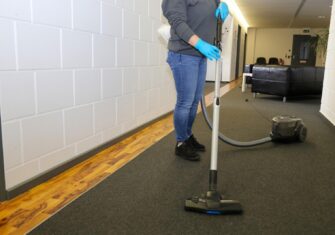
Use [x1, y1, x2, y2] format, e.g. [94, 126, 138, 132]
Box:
[255, 57, 267, 65]
[268, 57, 279, 65]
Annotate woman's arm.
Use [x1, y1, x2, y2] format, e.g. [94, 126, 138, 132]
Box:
[162, 0, 221, 60]
[162, 0, 196, 43]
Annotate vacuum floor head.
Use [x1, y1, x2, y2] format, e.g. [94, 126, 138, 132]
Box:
[185, 191, 242, 215]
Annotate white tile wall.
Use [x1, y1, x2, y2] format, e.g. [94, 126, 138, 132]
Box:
[117, 39, 134, 67]
[93, 34, 116, 68]
[0, 72, 35, 121]
[117, 95, 134, 124]
[122, 119, 138, 133]
[123, 10, 140, 40]
[136, 112, 152, 127]
[40, 146, 76, 173]
[159, 84, 170, 108]
[2, 121, 21, 170]
[65, 105, 94, 145]
[0, 0, 175, 190]
[17, 23, 61, 70]
[115, 0, 133, 11]
[123, 68, 138, 94]
[148, 43, 160, 66]
[36, 70, 74, 113]
[134, 41, 149, 66]
[148, 88, 160, 111]
[102, 69, 123, 98]
[75, 70, 101, 105]
[101, 3, 122, 37]
[94, 98, 116, 132]
[0, 19, 16, 70]
[0, 0, 31, 21]
[62, 30, 92, 68]
[32, 0, 71, 28]
[148, 0, 161, 20]
[134, 0, 149, 16]
[102, 125, 122, 143]
[76, 134, 102, 155]
[73, 0, 100, 33]
[134, 91, 149, 117]
[152, 67, 163, 88]
[6, 161, 39, 190]
[140, 16, 153, 41]
[22, 112, 64, 161]
[138, 67, 153, 91]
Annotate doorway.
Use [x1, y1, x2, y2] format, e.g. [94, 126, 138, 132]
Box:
[235, 24, 241, 79]
[243, 33, 247, 70]
[291, 35, 317, 66]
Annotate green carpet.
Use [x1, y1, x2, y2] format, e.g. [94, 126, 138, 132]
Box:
[30, 88, 335, 235]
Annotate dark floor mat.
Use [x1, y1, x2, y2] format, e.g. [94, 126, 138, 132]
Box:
[30, 88, 335, 235]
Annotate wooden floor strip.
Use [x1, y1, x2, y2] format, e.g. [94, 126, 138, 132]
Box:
[0, 80, 240, 235]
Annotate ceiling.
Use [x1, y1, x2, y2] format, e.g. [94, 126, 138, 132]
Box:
[235, 0, 333, 28]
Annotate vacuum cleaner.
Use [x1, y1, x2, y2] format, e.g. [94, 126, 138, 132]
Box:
[157, 16, 307, 215]
[184, 17, 307, 215]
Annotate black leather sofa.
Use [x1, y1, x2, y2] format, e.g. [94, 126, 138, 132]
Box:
[249, 65, 324, 102]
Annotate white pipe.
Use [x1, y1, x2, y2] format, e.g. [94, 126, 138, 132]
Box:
[210, 57, 222, 171]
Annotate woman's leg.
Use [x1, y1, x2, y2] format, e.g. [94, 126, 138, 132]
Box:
[167, 51, 201, 142]
[186, 57, 207, 137]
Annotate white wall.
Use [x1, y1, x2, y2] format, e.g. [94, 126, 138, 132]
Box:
[0, 0, 175, 190]
[246, 27, 327, 66]
[320, 0, 335, 125]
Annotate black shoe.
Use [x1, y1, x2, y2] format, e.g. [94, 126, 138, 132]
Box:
[175, 142, 200, 161]
[186, 135, 206, 152]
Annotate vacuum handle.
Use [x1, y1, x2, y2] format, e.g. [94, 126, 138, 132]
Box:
[214, 18, 223, 49]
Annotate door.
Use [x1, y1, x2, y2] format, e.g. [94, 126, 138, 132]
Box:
[235, 25, 241, 79]
[243, 33, 247, 71]
[291, 35, 317, 66]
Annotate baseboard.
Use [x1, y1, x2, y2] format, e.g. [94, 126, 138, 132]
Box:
[4, 111, 173, 201]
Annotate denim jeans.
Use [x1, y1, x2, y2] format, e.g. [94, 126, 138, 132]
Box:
[167, 51, 207, 142]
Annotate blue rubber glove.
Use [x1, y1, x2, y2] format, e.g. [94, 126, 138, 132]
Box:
[195, 39, 221, 61]
[215, 2, 229, 21]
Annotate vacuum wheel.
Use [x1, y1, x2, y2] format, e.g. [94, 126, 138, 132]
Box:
[297, 124, 307, 142]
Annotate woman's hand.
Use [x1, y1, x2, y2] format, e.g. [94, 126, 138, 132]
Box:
[189, 35, 220, 61]
[194, 39, 221, 61]
[215, 2, 229, 21]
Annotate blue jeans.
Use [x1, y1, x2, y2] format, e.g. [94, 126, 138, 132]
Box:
[167, 51, 207, 142]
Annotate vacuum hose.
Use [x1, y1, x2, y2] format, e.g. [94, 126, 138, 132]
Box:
[200, 96, 272, 147]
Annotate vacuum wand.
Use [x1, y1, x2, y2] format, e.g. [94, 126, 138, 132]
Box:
[210, 17, 223, 183]
[185, 18, 242, 215]
[185, 14, 307, 216]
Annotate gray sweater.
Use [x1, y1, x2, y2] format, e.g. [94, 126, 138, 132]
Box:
[162, 0, 220, 57]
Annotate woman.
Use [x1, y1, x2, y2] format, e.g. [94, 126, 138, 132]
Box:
[162, 0, 229, 161]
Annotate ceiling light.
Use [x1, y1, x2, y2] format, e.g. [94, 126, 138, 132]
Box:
[224, 0, 249, 30]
